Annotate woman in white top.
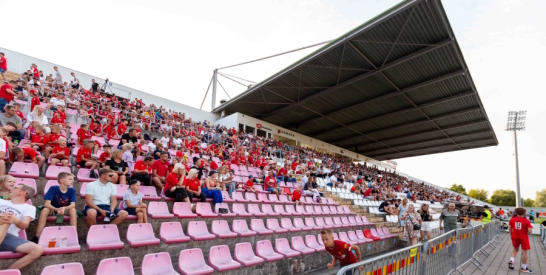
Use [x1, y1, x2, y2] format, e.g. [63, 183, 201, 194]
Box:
[24, 105, 48, 129]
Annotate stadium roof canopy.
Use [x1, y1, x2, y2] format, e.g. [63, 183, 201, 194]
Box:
[213, 0, 498, 161]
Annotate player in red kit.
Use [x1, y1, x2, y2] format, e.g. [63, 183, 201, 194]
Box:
[508, 207, 533, 273]
[321, 229, 363, 275]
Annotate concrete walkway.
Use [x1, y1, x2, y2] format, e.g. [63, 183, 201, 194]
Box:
[458, 233, 545, 275]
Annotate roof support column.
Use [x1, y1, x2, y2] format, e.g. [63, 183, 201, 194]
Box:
[211, 69, 218, 110]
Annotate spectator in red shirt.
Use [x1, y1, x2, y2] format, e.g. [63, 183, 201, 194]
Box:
[164, 163, 190, 203]
[321, 229, 362, 273]
[0, 80, 16, 113]
[29, 90, 41, 112]
[45, 125, 64, 159]
[51, 137, 70, 167]
[244, 175, 258, 197]
[10, 146, 45, 168]
[264, 171, 283, 199]
[292, 183, 303, 206]
[97, 144, 111, 167]
[0, 52, 6, 82]
[77, 140, 100, 177]
[185, 168, 206, 203]
[132, 156, 154, 185]
[508, 207, 533, 273]
[151, 152, 170, 191]
[117, 119, 128, 136]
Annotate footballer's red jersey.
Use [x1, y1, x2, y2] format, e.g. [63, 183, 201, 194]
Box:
[324, 240, 357, 267]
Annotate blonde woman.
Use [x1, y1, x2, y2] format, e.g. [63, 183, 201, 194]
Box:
[185, 168, 206, 202]
[419, 204, 433, 241]
[164, 163, 190, 203]
[397, 198, 409, 228]
[24, 105, 48, 129]
[401, 204, 421, 245]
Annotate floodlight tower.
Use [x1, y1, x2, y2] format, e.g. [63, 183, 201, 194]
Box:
[506, 111, 526, 207]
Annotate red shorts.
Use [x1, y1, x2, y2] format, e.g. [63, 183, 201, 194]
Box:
[512, 237, 530, 250]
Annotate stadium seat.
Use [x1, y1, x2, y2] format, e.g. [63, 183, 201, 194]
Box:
[0, 230, 26, 259]
[339, 231, 358, 245]
[303, 205, 318, 216]
[380, 227, 397, 238]
[321, 205, 332, 215]
[196, 202, 218, 218]
[317, 234, 325, 246]
[324, 217, 341, 228]
[293, 218, 313, 231]
[275, 238, 301, 258]
[87, 224, 124, 251]
[340, 216, 352, 227]
[221, 191, 235, 202]
[139, 185, 161, 201]
[305, 235, 326, 252]
[333, 217, 349, 228]
[187, 221, 216, 241]
[9, 162, 39, 179]
[211, 220, 238, 239]
[256, 240, 284, 262]
[232, 192, 248, 202]
[257, 193, 272, 203]
[268, 193, 282, 204]
[38, 226, 80, 255]
[266, 219, 288, 234]
[148, 201, 174, 219]
[342, 206, 355, 215]
[250, 219, 273, 235]
[234, 242, 265, 267]
[173, 202, 198, 218]
[178, 249, 214, 275]
[285, 205, 302, 216]
[232, 203, 252, 217]
[126, 223, 160, 247]
[160, 222, 190, 244]
[160, 188, 175, 202]
[364, 229, 380, 241]
[141, 252, 179, 275]
[356, 230, 372, 243]
[209, 245, 241, 272]
[96, 257, 135, 275]
[15, 178, 36, 197]
[40, 263, 85, 275]
[291, 236, 315, 255]
[279, 195, 293, 204]
[247, 204, 266, 217]
[304, 217, 322, 230]
[329, 206, 340, 215]
[244, 192, 261, 203]
[273, 205, 290, 216]
[332, 232, 339, 241]
[347, 231, 364, 244]
[232, 220, 256, 237]
[214, 203, 236, 217]
[45, 166, 71, 180]
[260, 204, 279, 217]
[280, 218, 301, 232]
[370, 228, 389, 240]
[315, 217, 332, 229]
[313, 205, 325, 215]
[327, 198, 339, 206]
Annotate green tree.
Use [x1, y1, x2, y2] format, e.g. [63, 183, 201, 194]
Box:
[523, 198, 535, 207]
[490, 189, 516, 206]
[535, 189, 546, 207]
[448, 184, 467, 195]
[468, 189, 489, 201]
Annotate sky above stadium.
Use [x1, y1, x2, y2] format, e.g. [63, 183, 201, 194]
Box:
[1, 0, 545, 201]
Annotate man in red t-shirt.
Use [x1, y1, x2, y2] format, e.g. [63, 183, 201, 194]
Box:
[133, 156, 154, 185]
[0, 80, 16, 112]
[10, 146, 45, 168]
[508, 207, 533, 273]
[264, 173, 283, 199]
[151, 152, 170, 190]
[0, 52, 7, 82]
[32, 64, 39, 79]
[321, 229, 362, 273]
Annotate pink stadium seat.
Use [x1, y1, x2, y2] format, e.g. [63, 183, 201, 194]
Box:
[304, 197, 316, 205]
[178, 249, 214, 275]
[268, 194, 281, 204]
[244, 192, 261, 203]
[327, 198, 339, 206]
[42, 180, 59, 195]
[333, 216, 349, 228]
[141, 252, 179, 275]
[343, 206, 356, 215]
[285, 205, 302, 216]
[86, 224, 124, 251]
[126, 223, 160, 247]
[356, 216, 371, 225]
[173, 202, 198, 218]
[313, 205, 324, 215]
[45, 166, 71, 180]
[280, 218, 301, 232]
[247, 204, 266, 217]
[232, 204, 252, 217]
[91, 136, 105, 145]
[261, 204, 279, 217]
[235, 242, 264, 267]
[291, 236, 315, 255]
[14, 178, 36, 196]
[254, 185, 268, 194]
[232, 192, 248, 202]
[279, 195, 293, 204]
[329, 206, 341, 215]
[361, 215, 374, 225]
[305, 205, 320, 216]
[273, 205, 291, 216]
[304, 218, 323, 230]
[38, 226, 80, 255]
[340, 216, 352, 227]
[214, 203, 236, 217]
[305, 235, 326, 252]
[333, 233, 339, 241]
[232, 220, 256, 237]
[293, 218, 313, 231]
[96, 257, 135, 275]
[0, 230, 26, 259]
[115, 184, 130, 199]
[148, 202, 174, 219]
[295, 205, 309, 216]
[315, 217, 333, 229]
[196, 202, 218, 218]
[348, 231, 367, 244]
[117, 201, 137, 221]
[160, 187, 175, 202]
[348, 216, 362, 226]
[370, 228, 389, 240]
[139, 185, 160, 201]
[40, 263, 84, 275]
[257, 193, 271, 203]
[356, 230, 372, 243]
[47, 155, 72, 167]
[250, 219, 273, 235]
[275, 238, 301, 258]
[187, 221, 215, 241]
[221, 191, 235, 202]
[317, 234, 325, 246]
[76, 168, 99, 182]
[336, 206, 346, 214]
[8, 163, 39, 179]
[160, 222, 190, 244]
[339, 231, 357, 245]
[266, 219, 288, 234]
[209, 245, 241, 272]
[211, 220, 237, 239]
[321, 205, 332, 215]
[324, 217, 341, 228]
[256, 240, 283, 262]
[382, 227, 397, 238]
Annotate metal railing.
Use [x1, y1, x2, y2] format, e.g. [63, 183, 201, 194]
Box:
[337, 220, 501, 275]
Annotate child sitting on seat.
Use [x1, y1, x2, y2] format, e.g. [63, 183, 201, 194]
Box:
[97, 144, 112, 167]
[10, 146, 46, 169]
[244, 175, 258, 197]
[123, 180, 148, 224]
[50, 137, 70, 167]
[292, 183, 303, 206]
[28, 125, 47, 152]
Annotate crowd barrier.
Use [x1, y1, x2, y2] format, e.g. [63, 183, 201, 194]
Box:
[338, 220, 502, 275]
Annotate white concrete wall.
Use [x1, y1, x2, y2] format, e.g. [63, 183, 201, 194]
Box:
[0, 47, 218, 123]
[215, 113, 238, 130]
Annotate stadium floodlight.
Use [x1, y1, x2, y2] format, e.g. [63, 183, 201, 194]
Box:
[505, 111, 526, 207]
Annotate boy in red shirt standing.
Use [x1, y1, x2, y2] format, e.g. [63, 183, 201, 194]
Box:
[30, 89, 41, 111]
[321, 229, 363, 274]
[508, 207, 533, 273]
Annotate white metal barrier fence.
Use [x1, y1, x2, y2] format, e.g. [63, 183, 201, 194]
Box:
[338, 220, 502, 275]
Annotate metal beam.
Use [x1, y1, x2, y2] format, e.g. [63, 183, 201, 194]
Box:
[371, 142, 497, 161]
[342, 119, 487, 148]
[238, 101, 292, 105]
[367, 137, 494, 158]
[359, 129, 492, 155]
[258, 38, 453, 120]
[325, 107, 482, 144]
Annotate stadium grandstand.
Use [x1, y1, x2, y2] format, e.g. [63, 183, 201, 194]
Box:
[0, 0, 538, 275]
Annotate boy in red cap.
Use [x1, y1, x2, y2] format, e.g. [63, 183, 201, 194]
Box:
[508, 207, 533, 273]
